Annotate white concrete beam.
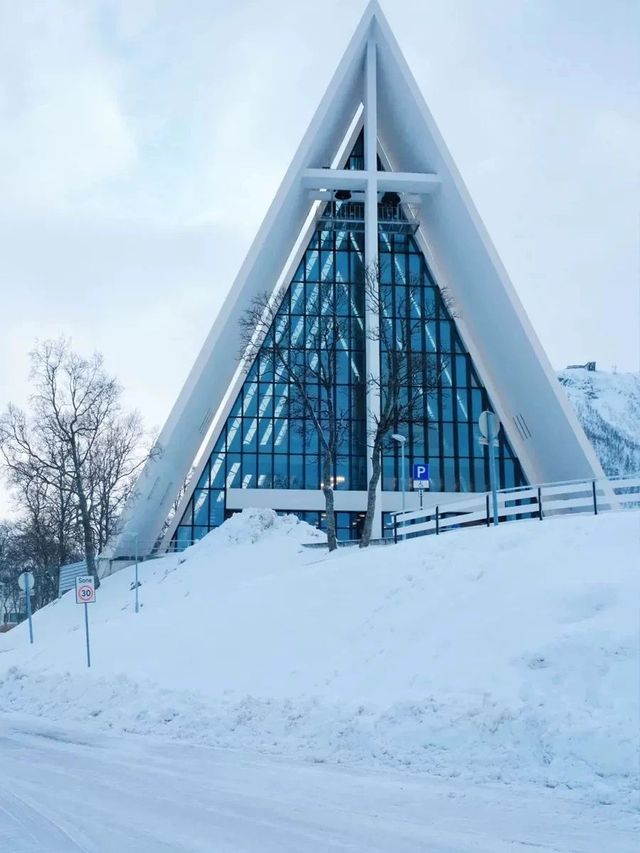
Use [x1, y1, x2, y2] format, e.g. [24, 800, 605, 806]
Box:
[301, 168, 440, 195]
[377, 172, 441, 193]
[308, 189, 423, 204]
[300, 169, 368, 190]
[307, 190, 367, 201]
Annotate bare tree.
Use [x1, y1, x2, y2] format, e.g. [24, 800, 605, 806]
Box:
[87, 412, 149, 553]
[0, 522, 22, 622]
[239, 287, 356, 551]
[0, 509, 72, 618]
[360, 262, 452, 547]
[0, 339, 151, 587]
[0, 411, 81, 595]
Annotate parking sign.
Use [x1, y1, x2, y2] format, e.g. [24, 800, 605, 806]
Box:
[413, 462, 430, 489]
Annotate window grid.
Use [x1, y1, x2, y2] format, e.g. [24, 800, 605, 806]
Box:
[172, 132, 526, 549]
[378, 230, 525, 494]
[173, 223, 369, 548]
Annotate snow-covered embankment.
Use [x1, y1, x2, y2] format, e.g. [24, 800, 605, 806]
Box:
[0, 508, 638, 806]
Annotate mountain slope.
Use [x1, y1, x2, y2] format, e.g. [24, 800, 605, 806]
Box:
[558, 368, 640, 476]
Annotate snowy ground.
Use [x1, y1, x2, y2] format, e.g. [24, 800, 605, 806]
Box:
[0, 712, 637, 853]
[0, 509, 638, 849]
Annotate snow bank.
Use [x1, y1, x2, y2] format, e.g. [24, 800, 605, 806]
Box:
[1, 509, 638, 807]
[187, 506, 326, 548]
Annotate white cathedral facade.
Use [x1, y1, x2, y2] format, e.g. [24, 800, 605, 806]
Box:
[107, 1, 603, 560]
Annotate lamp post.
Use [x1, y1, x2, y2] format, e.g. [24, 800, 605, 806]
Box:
[479, 411, 500, 527]
[133, 532, 139, 614]
[391, 433, 407, 539]
[123, 532, 140, 613]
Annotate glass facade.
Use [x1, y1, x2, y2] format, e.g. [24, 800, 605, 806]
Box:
[378, 230, 524, 494]
[171, 133, 525, 549]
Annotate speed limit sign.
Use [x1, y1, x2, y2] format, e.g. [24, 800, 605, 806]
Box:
[75, 575, 95, 668]
[75, 575, 96, 604]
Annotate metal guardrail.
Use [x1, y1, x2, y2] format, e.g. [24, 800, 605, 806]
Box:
[301, 537, 395, 550]
[106, 475, 639, 560]
[391, 474, 640, 542]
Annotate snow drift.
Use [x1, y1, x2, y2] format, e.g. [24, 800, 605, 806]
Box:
[1, 507, 638, 807]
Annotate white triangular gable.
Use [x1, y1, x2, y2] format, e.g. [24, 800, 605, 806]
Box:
[109, 1, 603, 559]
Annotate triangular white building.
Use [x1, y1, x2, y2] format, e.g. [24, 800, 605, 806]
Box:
[109, 1, 603, 559]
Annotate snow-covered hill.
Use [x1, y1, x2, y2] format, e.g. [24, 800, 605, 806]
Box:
[1, 508, 638, 808]
[559, 368, 640, 477]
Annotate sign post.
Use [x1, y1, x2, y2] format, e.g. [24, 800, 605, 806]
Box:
[412, 462, 430, 509]
[75, 575, 96, 668]
[478, 411, 500, 527]
[17, 572, 35, 644]
[391, 434, 408, 540]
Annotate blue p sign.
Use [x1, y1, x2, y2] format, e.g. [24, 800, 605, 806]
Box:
[413, 462, 429, 482]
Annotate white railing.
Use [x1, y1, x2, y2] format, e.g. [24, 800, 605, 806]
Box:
[135, 474, 639, 557]
[391, 474, 640, 542]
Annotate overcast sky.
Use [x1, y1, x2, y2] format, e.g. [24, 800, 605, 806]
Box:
[1, 0, 639, 516]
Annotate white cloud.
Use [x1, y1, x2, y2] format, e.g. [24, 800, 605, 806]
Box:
[0, 1, 136, 210]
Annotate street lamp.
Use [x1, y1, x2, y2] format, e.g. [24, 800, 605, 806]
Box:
[391, 433, 407, 540]
[133, 532, 139, 614]
[123, 531, 140, 613]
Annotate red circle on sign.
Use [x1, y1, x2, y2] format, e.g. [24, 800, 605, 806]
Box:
[77, 584, 95, 603]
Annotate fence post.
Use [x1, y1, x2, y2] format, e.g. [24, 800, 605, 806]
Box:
[537, 487, 543, 521]
[592, 480, 598, 515]
[394, 513, 398, 544]
[485, 494, 490, 527]
[435, 506, 440, 535]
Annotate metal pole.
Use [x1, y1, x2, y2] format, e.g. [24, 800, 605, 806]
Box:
[537, 487, 543, 521]
[592, 480, 598, 515]
[134, 533, 139, 614]
[400, 441, 406, 540]
[419, 488, 423, 509]
[25, 576, 33, 645]
[488, 438, 499, 526]
[84, 602, 91, 668]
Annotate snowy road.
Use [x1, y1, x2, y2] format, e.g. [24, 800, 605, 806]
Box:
[0, 714, 635, 853]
